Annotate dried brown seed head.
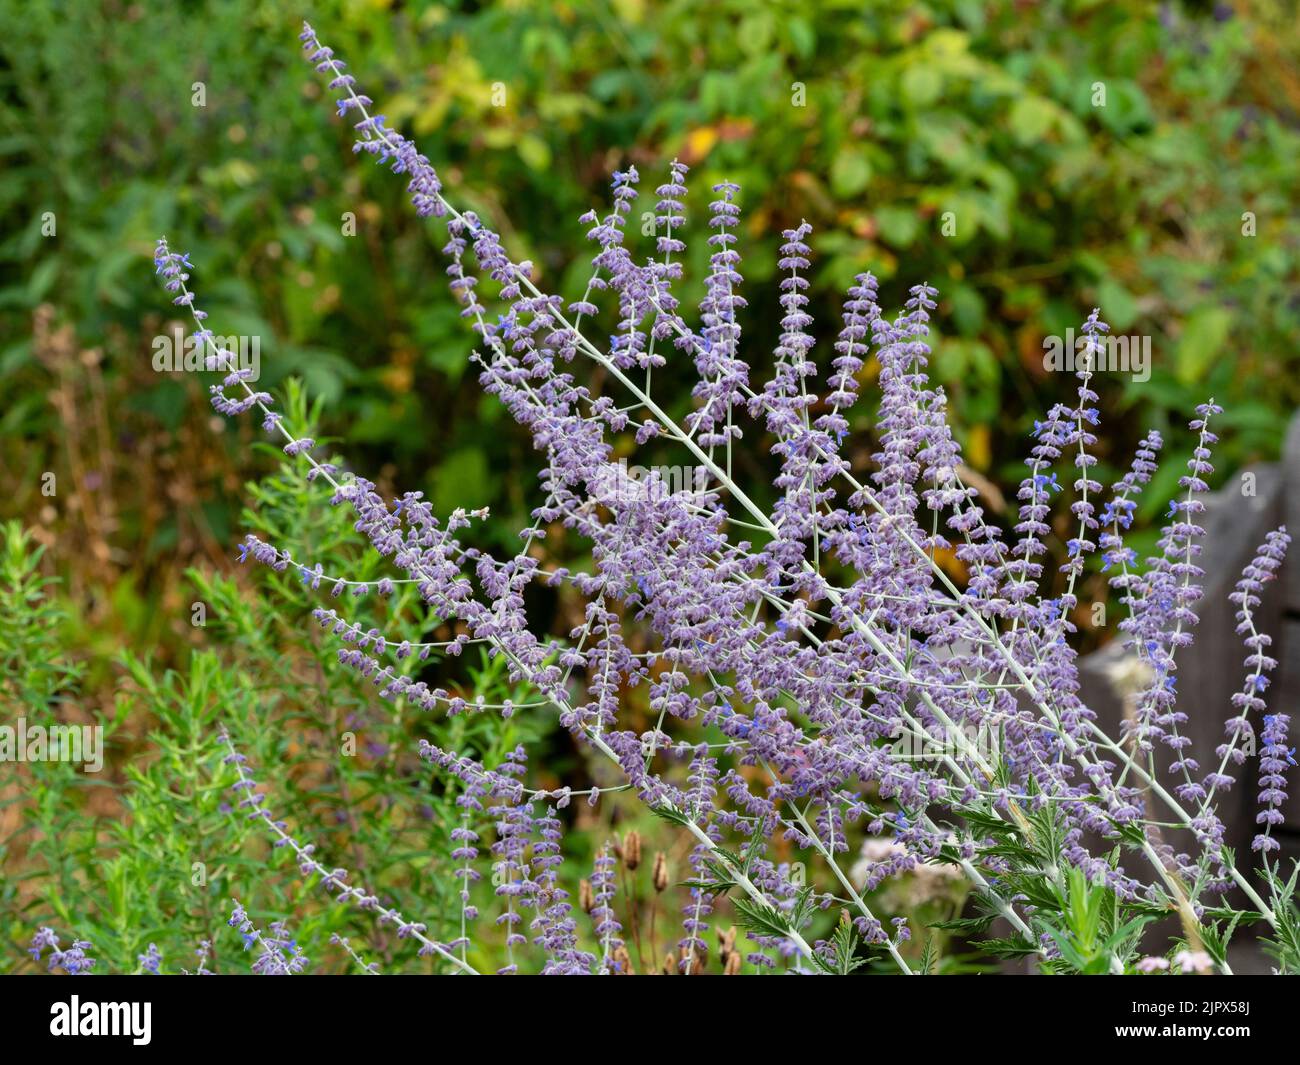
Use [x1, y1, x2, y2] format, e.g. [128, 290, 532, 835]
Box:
[652, 851, 669, 892]
[623, 829, 642, 870]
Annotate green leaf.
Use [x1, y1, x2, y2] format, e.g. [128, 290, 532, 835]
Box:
[1174, 306, 1233, 385]
[516, 134, 552, 172]
[733, 897, 794, 941]
[1095, 277, 1138, 332]
[901, 65, 943, 107]
[875, 206, 919, 248]
[431, 449, 497, 514]
[648, 804, 692, 829]
[830, 148, 873, 199]
[1009, 96, 1056, 144]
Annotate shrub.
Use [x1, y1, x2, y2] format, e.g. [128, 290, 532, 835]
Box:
[16, 16, 1300, 976]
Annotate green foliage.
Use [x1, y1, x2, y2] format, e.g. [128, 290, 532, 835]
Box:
[1259, 862, 1300, 974]
[4, 0, 1299, 976]
[2, 400, 533, 973]
[3, 0, 1297, 553]
[0, 523, 83, 708]
[0, 524, 105, 964]
[813, 911, 870, 976]
[1036, 866, 1154, 975]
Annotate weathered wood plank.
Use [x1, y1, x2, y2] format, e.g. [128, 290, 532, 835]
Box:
[1078, 462, 1284, 862]
[1283, 410, 1300, 612]
[1263, 618, 1300, 830]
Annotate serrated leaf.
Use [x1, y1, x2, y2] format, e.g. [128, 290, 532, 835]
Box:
[733, 897, 793, 941]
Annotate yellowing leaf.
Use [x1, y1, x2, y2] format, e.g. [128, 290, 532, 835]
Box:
[965, 424, 991, 471]
[682, 126, 719, 165]
[931, 545, 969, 583]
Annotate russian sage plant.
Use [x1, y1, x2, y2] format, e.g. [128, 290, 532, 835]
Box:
[135, 21, 1299, 976]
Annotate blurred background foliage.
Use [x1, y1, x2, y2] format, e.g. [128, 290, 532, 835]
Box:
[1, 0, 1298, 970]
[4, 0, 1298, 572]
